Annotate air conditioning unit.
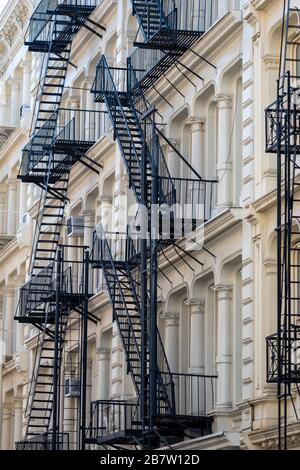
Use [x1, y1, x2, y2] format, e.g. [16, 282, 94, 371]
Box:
[67, 216, 84, 237]
[64, 378, 80, 398]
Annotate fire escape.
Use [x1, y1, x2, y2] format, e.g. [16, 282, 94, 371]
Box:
[15, 0, 105, 450]
[88, 1, 218, 449]
[265, 0, 300, 450]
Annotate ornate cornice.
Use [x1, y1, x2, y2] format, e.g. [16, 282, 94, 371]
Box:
[249, 421, 300, 449]
[0, 0, 31, 74]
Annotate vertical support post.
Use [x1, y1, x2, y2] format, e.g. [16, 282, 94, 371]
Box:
[52, 248, 62, 451]
[284, 71, 291, 451]
[276, 76, 282, 451]
[80, 249, 89, 450]
[150, 109, 158, 432]
[140, 115, 148, 432]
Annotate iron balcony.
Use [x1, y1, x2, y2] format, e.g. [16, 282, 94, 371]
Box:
[25, 0, 102, 53]
[16, 432, 69, 450]
[19, 108, 107, 184]
[88, 372, 217, 447]
[131, 0, 212, 51]
[15, 244, 96, 324]
[266, 327, 300, 384]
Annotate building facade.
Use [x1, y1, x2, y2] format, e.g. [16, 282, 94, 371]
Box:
[0, 0, 297, 450]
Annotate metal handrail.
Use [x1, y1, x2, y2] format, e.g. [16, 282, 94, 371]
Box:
[95, 56, 144, 199]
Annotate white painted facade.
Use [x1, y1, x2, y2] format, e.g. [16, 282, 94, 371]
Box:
[0, 0, 297, 450]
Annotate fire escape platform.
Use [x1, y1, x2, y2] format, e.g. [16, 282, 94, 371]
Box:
[88, 414, 213, 447]
[50, 5, 96, 16]
[130, 50, 183, 100]
[25, 0, 101, 53]
[136, 29, 204, 52]
[16, 291, 94, 325]
[19, 123, 101, 184]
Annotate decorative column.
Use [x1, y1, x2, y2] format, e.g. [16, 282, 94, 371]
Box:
[97, 348, 110, 400]
[68, 96, 80, 140]
[63, 367, 75, 450]
[13, 399, 23, 446]
[99, 196, 112, 232]
[18, 182, 27, 228]
[68, 235, 78, 260]
[214, 285, 233, 410]
[68, 236, 78, 293]
[216, 95, 232, 210]
[167, 139, 180, 179]
[161, 312, 179, 373]
[0, 83, 8, 127]
[7, 178, 18, 235]
[2, 405, 11, 449]
[189, 118, 205, 176]
[15, 276, 25, 352]
[85, 78, 95, 140]
[82, 210, 95, 251]
[0, 185, 6, 234]
[4, 286, 15, 359]
[21, 61, 31, 128]
[189, 118, 206, 221]
[86, 359, 93, 429]
[22, 61, 31, 109]
[186, 299, 205, 374]
[10, 80, 20, 127]
[185, 298, 206, 414]
[127, 33, 136, 56]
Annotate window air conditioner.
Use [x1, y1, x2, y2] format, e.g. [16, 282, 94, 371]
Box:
[64, 378, 80, 398]
[67, 216, 84, 237]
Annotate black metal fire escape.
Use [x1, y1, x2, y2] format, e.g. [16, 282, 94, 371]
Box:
[88, 0, 217, 449]
[15, 0, 104, 450]
[265, 0, 300, 450]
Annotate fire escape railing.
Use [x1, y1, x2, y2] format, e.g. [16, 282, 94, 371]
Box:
[16, 245, 96, 321]
[15, 0, 105, 449]
[20, 108, 107, 179]
[131, 0, 210, 44]
[92, 56, 216, 214]
[88, 372, 217, 443]
[266, 327, 300, 385]
[264, 0, 300, 450]
[92, 226, 175, 410]
[26, 0, 100, 47]
[86, 0, 219, 448]
[128, 0, 217, 94]
[16, 432, 69, 451]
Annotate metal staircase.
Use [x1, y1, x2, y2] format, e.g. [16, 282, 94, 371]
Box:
[93, 56, 175, 207]
[90, 226, 215, 447]
[128, 0, 212, 97]
[17, 165, 70, 323]
[94, 227, 174, 412]
[16, 0, 104, 450]
[88, 3, 217, 449]
[265, 1, 300, 450]
[131, 0, 167, 42]
[20, 1, 104, 183]
[16, 245, 97, 450]
[23, 303, 70, 447]
[131, 0, 206, 50]
[93, 55, 215, 217]
[17, 1, 104, 322]
[89, 50, 216, 446]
